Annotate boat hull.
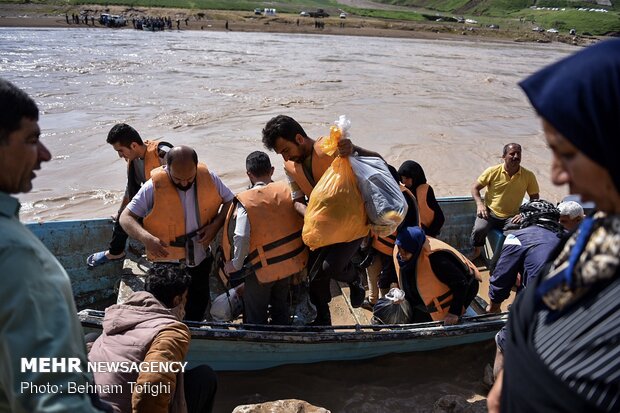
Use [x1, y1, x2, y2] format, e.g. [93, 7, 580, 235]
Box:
[32, 196, 505, 371]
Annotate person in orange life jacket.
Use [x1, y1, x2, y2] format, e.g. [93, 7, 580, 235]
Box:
[87, 123, 173, 267]
[261, 115, 382, 326]
[223, 151, 308, 325]
[362, 164, 420, 310]
[470, 143, 540, 260]
[398, 160, 444, 237]
[120, 146, 234, 321]
[88, 264, 217, 413]
[395, 226, 479, 325]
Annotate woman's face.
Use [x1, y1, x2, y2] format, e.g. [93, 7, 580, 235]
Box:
[543, 120, 620, 214]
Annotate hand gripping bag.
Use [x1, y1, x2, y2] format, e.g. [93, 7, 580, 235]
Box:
[302, 117, 370, 250]
[372, 287, 412, 325]
[349, 156, 407, 237]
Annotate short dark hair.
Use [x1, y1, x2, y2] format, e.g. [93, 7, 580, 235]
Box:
[106, 123, 143, 147]
[145, 264, 192, 308]
[246, 151, 272, 176]
[261, 115, 308, 150]
[0, 79, 39, 145]
[503, 143, 521, 156]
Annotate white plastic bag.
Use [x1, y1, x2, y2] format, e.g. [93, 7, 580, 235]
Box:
[372, 287, 412, 324]
[210, 285, 244, 322]
[349, 156, 407, 236]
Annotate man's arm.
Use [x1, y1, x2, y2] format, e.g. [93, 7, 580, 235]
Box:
[293, 197, 307, 217]
[132, 323, 190, 413]
[119, 207, 169, 259]
[471, 181, 489, 220]
[224, 203, 250, 274]
[198, 200, 232, 247]
[199, 172, 235, 246]
[337, 138, 383, 159]
[0, 247, 102, 413]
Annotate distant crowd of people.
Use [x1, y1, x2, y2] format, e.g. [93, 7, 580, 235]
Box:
[1, 38, 619, 412]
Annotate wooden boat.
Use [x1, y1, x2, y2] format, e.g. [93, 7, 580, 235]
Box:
[27, 196, 508, 371]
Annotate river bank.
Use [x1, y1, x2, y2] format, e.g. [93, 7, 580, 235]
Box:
[0, 2, 597, 46]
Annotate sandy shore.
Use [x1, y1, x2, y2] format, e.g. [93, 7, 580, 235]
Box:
[0, 3, 595, 46]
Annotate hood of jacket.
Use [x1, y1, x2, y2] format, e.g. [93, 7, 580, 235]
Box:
[102, 291, 179, 336]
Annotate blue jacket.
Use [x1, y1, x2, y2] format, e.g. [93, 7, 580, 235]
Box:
[489, 225, 562, 304]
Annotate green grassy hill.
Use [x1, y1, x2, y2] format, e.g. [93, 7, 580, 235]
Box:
[2, 0, 618, 34]
[370, 0, 620, 34]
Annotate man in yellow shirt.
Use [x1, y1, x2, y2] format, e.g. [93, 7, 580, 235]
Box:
[470, 143, 539, 259]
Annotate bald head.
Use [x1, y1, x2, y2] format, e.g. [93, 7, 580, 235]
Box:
[167, 145, 198, 167]
[167, 146, 198, 191]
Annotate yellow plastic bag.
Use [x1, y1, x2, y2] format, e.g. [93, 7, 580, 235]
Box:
[302, 123, 370, 250]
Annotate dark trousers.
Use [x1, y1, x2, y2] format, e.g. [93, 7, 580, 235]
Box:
[470, 209, 511, 247]
[309, 238, 364, 325]
[108, 216, 129, 255]
[185, 255, 213, 321]
[184, 365, 218, 413]
[377, 252, 397, 289]
[243, 272, 290, 325]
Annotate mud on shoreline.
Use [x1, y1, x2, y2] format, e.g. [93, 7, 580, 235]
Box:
[0, 3, 597, 46]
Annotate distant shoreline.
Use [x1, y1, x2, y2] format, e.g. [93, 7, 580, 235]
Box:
[0, 3, 599, 46]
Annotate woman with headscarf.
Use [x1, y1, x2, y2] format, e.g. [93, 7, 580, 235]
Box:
[488, 39, 620, 413]
[394, 226, 480, 325]
[398, 160, 445, 237]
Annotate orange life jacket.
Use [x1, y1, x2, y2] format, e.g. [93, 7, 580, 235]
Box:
[394, 237, 481, 321]
[143, 163, 221, 261]
[372, 186, 420, 256]
[221, 182, 308, 284]
[143, 140, 162, 181]
[283, 136, 334, 198]
[416, 183, 436, 231]
[127, 140, 161, 180]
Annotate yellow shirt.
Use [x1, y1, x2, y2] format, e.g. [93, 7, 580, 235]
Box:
[478, 164, 539, 218]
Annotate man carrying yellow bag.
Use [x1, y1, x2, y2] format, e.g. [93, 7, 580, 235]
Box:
[262, 115, 382, 325]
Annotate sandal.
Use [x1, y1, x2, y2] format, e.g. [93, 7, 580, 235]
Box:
[87, 251, 125, 268]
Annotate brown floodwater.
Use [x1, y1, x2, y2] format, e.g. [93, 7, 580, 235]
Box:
[1, 27, 576, 222]
[214, 340, 495, 412]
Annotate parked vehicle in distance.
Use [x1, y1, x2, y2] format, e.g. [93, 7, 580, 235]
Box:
[300, 11, 310, 17]
[340, 12, 347, 19]
[308, 9, 330, 18]
[254, 8, 262, 15]
[546, 28, 559, 33]
[99, 14, 126, 27]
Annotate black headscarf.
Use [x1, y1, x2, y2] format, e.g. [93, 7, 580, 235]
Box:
[518, 199, 564, 236]
[519, 39, 620, 194]
[398, 160, 427, 190]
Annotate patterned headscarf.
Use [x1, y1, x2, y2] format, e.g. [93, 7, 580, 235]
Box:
[519, 199, 564, 236]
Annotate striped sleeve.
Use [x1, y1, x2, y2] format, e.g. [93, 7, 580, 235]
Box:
[533, 276, 620, 412]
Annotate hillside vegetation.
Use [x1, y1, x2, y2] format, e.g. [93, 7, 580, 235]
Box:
[370, 0, 620, 34]
[1, 0, 618, 35]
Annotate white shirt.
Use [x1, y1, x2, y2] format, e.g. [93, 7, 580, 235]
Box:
[230, 182, 269, 271]
[127, 166, 234, 266]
